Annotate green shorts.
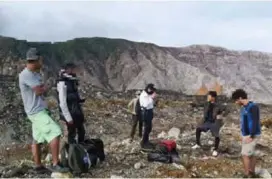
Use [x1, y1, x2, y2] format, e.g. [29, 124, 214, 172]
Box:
[28, 110, 62, 144]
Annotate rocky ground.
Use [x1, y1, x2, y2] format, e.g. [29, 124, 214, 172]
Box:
[1, 95, 272, 178]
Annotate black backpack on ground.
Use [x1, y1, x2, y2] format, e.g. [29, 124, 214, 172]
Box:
[60, 143, 91, 174]
[82, 138, 105, 162]
[147, 141, 181, 164]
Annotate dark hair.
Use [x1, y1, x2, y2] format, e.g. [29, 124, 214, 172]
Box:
[231, 89, 248, 100]
[208, 91, 217, 98]
[27, 60, 39, 64]
[64, 63, 77, 70]
[145, 83, 156, 94]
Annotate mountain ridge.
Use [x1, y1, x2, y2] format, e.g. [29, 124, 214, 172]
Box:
[1, 35, 272, 103]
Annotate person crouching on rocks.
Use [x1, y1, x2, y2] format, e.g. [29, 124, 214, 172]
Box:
[57, 63, 86, 144]
[139, 83, 157, 150]
[127, 90, 143, 143]
[192, 91, 224, 157]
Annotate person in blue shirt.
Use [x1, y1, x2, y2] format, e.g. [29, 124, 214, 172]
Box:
[232, 89, 261, 178]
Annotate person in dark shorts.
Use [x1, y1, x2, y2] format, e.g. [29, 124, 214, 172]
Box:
[192, 91, 224, 157]
[127, 90, 143, 142]
[232, 89, 261, 178]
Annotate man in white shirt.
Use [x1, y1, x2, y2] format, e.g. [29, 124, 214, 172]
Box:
[139, 83, 156, 150]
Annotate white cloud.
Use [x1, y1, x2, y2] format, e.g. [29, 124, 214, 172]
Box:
[0, 1, 272, 52]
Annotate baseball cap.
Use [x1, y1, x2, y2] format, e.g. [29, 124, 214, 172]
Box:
[26, 48, 40, 61]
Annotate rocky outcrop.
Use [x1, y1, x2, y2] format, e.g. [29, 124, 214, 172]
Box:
[1, 36, 272, 103]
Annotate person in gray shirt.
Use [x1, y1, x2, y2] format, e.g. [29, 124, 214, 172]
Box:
[19, 48, 69, 173]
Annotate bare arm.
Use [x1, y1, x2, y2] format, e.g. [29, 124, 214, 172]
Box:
[23, 73, 47, 96]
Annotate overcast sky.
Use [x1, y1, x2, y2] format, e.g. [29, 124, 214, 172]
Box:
[1, 1, 272, 52]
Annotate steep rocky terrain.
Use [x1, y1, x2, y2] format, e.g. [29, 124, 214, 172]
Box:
[1, 96, 272, 178]
[1, 35, 272, 178]
[1, 35, 272, 103]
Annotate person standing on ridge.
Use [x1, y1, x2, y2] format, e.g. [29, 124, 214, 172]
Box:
[192, 91, 224, 157]
[56, 63, 86, 144]
[19, 48, 69, 173]
[139, 83, 156, 150]
[231, 89, 261, 178]
[127, 90, 143, 143]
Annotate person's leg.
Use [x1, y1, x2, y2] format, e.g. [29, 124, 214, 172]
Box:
[242, 155, 250, 176]
[59, 120, 68, 153]
[196, 127, 202, 145]
[28, 115, 46, 168]
[241, 139, 253, 176]
[141, 110, 152, 146]
[249, 156, 257, 176]
[130, 115, 138, 140]
[67, 124, 77, 144]
[138, 115, 143, 138]
[214, 137, 220, 150]
[249, 138, 259, 176]
[32, 142, 42, 167]
[77, 122, 86, 143]
[35, 110, 69, 172]
[49, 136, 61, 166]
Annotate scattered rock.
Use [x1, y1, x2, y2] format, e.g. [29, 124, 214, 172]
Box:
[208, 140, 214, 145]
[168, 127, 180, 139]
[256, 168, 272, 178]
[172, 163, 186, 170]
[134, 162, 142, 170]
[157, 131, 167, 139]
[121, 138, 131, 146]
[51, 172, 73, 178]
[255, 150, 267, 157]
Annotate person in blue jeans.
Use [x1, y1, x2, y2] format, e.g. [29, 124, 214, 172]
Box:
[139, 83, 156, 150]
[232, 89, 261, 178]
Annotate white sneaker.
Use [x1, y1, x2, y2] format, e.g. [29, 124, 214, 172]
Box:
[192, 144, 201, 149]
[212, 150, 218, 157]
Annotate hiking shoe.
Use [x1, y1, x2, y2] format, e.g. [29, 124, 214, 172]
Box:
[242, 174, 249, 178]
[141, 142, 154, 152]
[249, 172, 259, 178]
[212, 150, 218, 157]
[192, 144, 201, 149]
[33, 165, 50, 173]
[49, 164, 70, 173]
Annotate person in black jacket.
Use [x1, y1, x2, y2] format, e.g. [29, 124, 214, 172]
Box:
[192, 91, 225, 157]
[57, 63, 86, 144]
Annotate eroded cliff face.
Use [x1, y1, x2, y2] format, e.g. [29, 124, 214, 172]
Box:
[1, 36, 272, 103]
